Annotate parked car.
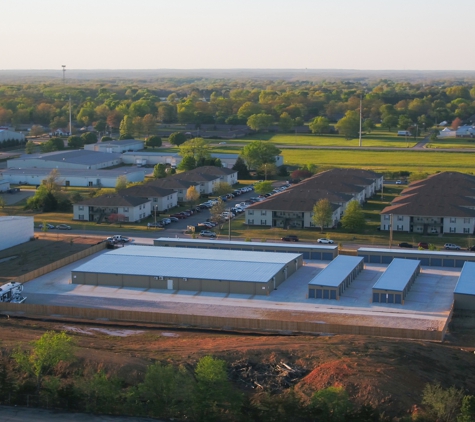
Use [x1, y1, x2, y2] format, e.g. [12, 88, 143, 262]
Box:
[444, 243, 461, 250]
[418, 242, 429, 249]
[147, 222, 163, 228]
[398, 242, 413, 248]
[111, 235, 129, 243]
[171, 213, 186, 219]
[282, 235, 299, 242]
[317, 238, 334, 244]
[396, 180, 402, 185]
[161, 218, 171, 225]
[430, 228, 438, 234]
[199, 230, 217, 238]
[468, 245, 475, 252]
[38, 223, 55, 229]
[56, 224, 72, 230]
[169, 217, 179, 223]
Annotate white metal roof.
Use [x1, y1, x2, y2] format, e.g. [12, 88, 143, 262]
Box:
[372, 258, 421, 292]
[308, 256, 364, 287]
[358, 248, 475, 258]
[109, 244, 301, 264]
[72, 254, 284, 283]
[155, 237, 337, 251]
[454, 262, 475, 296]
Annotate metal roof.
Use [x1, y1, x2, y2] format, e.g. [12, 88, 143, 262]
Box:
[2, 168, 145, 178]
[155, 237, 337, 251]
[308, 256, 364, 287]
[14, 150, 121, 165]
[72, 254, 285, 283]
[110, 244, 301, 264]
[359, 248, 475, 258]
[122, 152, 180, 157]
[454, 262, 475, 296]
[372, 258, 421, 292]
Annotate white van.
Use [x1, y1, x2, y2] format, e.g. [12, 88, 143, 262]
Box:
[397, 130, 411, 136]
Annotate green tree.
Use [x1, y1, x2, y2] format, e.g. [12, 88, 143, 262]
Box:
[80, 132, 98, 145]
[0, 196, 5, 209]
[178, 155, 196, 171]
[40, 140, 56, 153]
[278, 112, 295, 132]
[341, 200, 365, 232]
[422, 383, 464, 422]
[13, 331, 75, 394]
[25, 140, 36, 154]
[335, 110, 359, 139]
[363, 118, 375, 133]
[49, 137, 65, 150]
[213, 181, 233, 196]
[153, 163, 167, 179]
[310, 387, 353, 422]
[192, 356, 242, 422]
[81, 371, 122, 414]
[382, 115, 398, 131]
[186, 185, 200, 204]
[232, 156, 251, 179]
[146, 135, 162, 148]
[179, 138, 211, 161]
[115, 175, 128, 191]
[43, 168, 62, 193]
[398, 115, 413, 131]
[210, 198, 226, 224]
[68, 135, 84, 149]
[257, 162, 277, 180]
[237, 101, 262, 120]
[309, 116, 330, 135]
[142, 113, 157, 136]
[408, 171, 429, 182]
[247, 113, 274, 132]
[254, 181, 273, 195]
[241, 141, 281, 170]
[312, 198, 333, 232]
[169, 132, 187, 146]
[30, 125, 44, 138]
[94, 120, 107, 133]
[458, 395, 475, 422]
[119, 115, 134, 138]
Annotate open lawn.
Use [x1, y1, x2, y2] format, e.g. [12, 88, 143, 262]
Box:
[281, 148, 475, 173]
[426, 139, 475, 149]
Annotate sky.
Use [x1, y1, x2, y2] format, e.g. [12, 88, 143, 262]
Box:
[1, 0, 474, 70]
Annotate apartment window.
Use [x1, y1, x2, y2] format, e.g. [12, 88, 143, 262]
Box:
[123, 207, 129, 212]
[261, 210, 267, 216]
[153, 198, 157, 202]
[78, 206, 84, 211]
[464, 228, 470, 234]
[464, 218, 471, 224]
[397, 216, 403, 221]
[450, 217, 456, 223]
[261, 220, 267, 225]
[88, 181, 93, 187]
[450, 227, 456, 233]
[78, 215, 84, 220]
[384, 215, 390, 220]
[248, 219, 254, 225]
[248, 210, 254, 215]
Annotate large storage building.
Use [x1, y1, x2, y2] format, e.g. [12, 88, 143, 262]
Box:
[454, 262, 475, 311]
[0, 216, 34, 251]
[308, 255, 364, 300]
[84, 139, 144, 153]
[372, 258, 421, 304]
[153, 237, 338, 260]
[71, 245, 303, 295]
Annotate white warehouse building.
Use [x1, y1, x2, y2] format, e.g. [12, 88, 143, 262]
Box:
[84, 139, 144, 153]
[0, 130, 25, 143]
[0, 216, 34, 251]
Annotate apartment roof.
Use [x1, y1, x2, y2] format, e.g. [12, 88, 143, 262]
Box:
[381, 172, 475, 217]
[75, 194, 149, 207]
[119, 184, 176, 198]
[184, 166, 237, 176]
[148, 177, 198, 190]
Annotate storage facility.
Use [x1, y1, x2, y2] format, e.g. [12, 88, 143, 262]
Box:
[454, 262, 475, 311]
[358, 248, 475, 268]
[84, 139, 144, 153]
[308, 256, 364, 300]
[372, 258, 421, 304]
[71, 245, 303, 295]
[0, 216, 34, 251]
[153, 237, 338, 260]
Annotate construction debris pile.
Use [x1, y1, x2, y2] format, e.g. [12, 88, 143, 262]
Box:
[229, 359, 308, 393]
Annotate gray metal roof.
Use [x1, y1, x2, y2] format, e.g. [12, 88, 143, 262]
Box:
[359, 248, 475, 258]
[308, 256, 364, 287]
[122, 152, 180, 157]
[155, 237, 338, 251]
[454, 262, 475, 295]
[73, 254, 285, 283]
[98, 139, 143, 146]
[14, 150, 121, 165]
[110, 244, 301, 264]
[372, 258, 421, 292]
[2, 168, 145, 177]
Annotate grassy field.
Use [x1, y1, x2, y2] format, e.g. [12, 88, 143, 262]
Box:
[281, 148, 475, 173]
[426, 139, 475, 149]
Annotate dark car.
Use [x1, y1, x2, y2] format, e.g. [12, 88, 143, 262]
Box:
[282, 235, 299, 242]
[418, 242, 429, 249]
[398, 242, 413, 248]
[468, 245, 475, 252]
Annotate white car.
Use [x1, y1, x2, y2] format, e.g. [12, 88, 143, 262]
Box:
[444, 243, 461, 250]
[317, 238, 334, 244]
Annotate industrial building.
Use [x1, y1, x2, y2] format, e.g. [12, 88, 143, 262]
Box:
[372, 258, 421, 304]
[454, 262, 475, 311]
[0, 129, 25, 143]
[1, 167, 146, 188]
[0, 216, 34, 251]
[7, 150, 122, 170]
[153, 237, 338, 260]
[308, 256, 364, 300]
[358, 248, 475, 268]
[84, 139, 144, 153]
[71, 245, 303, 295]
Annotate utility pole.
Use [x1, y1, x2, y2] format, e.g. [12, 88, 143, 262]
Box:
[62, 65, 72, 136]
[358, 94, 363, 147]
[389, 214, 393, 249]
[62, 65, 66, 84]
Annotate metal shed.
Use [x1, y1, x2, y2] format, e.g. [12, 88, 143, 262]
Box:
[308, 256, 364, 300]
[358, 248, 475, 268]
[372, 258, 421, 304]
[71, 245, 302, 295]
[454, 262, 475, 311]
[153, 237, 338, 261]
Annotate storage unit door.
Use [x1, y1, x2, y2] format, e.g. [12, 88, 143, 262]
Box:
[395, 294, 402, 304]
[330, 290, 337, 300]
[309, 288, 315, 298]
[372, 292, 379, 302]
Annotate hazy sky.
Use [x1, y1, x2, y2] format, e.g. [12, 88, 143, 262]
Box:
[2, 0, 474, 70]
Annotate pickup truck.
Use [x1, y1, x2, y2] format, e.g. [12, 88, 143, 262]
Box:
[108, 235, 130, 243]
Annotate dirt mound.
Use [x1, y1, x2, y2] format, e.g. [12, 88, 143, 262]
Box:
[301, 359, 355, 389]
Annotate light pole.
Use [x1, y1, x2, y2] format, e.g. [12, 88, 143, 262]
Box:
[358, 94, 363, 147]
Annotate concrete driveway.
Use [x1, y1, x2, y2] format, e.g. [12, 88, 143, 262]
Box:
[0, 190, 35, 205]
